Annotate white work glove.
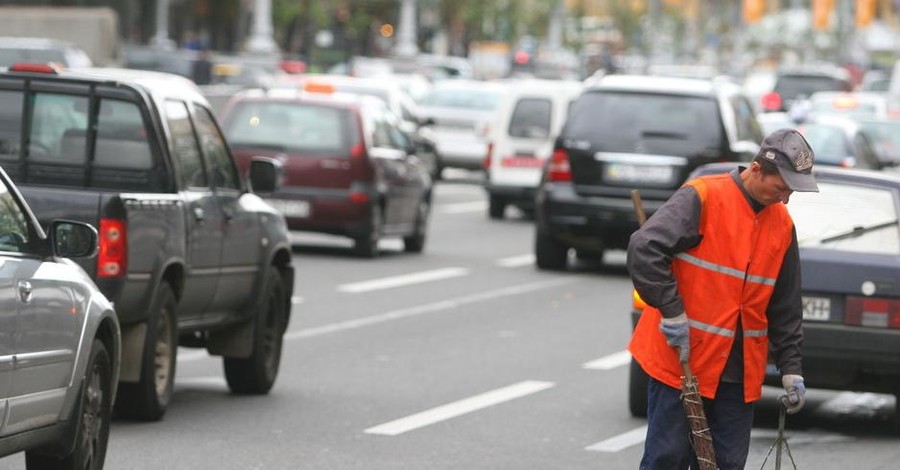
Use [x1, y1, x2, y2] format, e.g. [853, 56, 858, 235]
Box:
[782, 374, 806, 414]
[659, 312, 690, 363]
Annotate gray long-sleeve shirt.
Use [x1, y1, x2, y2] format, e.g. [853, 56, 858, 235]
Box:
[627, 169, 803, 382]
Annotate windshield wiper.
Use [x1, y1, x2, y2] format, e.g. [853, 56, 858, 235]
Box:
[819, 219, 898, 244]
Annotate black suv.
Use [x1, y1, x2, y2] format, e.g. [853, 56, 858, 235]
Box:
[534, 74, 763, 270]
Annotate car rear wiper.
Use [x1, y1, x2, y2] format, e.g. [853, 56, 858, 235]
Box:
[641, 130, 688, 140]
[819, 219, 898, 244]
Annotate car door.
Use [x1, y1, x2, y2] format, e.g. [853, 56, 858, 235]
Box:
[0, 181, 80, 435]
[165, 100, 222, 318]
[191, 106, 260, 315]
[372, 108, 423, 228]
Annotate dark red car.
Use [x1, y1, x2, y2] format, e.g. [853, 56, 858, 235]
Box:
[220, 85, 433, 257]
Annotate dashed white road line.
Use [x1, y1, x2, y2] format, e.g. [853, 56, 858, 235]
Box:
[364, 380, 555, 436]
[496, 254, 535, 268]
[439, 201, 487, 214]
[583, 350, 632, 370]
[585, 426, 648, 452]
[287, 277, 573, 340]
[337, 267, 469, 293]
[291, 296, 304, 304]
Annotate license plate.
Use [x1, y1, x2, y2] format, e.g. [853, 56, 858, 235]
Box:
[267, 199, 310, 218]
[604, 163, 675, 185]
[801, 296, 831, 321]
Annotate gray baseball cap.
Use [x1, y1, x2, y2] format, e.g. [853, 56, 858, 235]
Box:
[757, 128, 818, 192]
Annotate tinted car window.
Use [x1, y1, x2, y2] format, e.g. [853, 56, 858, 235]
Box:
[0, 179, 30, 253]
[224, 102, 353, 156]
[508, 97, 552, 139]
[29, 93, 90, 164]
[94, 99, 153, 169]
[165, 100, 208, 189]
[193, 107, 239, 190]
[0, 90, 22, 162]
[567, 92, 724, 157]
[791, 182, 898, 255]
[774, 75, 848, 99]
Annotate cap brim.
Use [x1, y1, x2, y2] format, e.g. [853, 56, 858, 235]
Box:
[777, 167, 819, 192]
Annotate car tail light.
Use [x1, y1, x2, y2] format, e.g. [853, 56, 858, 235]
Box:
[483, 142, 494, 169]
[547, 148, 572, 182]
[98, 218, 126, 278]
[632, 289, 647, 311]
[845, 296, 900, 329]
[9, 63, 60, 74]
[761, 92, 782, 111]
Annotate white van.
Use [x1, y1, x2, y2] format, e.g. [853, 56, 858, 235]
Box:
[484, 79, 583, 219]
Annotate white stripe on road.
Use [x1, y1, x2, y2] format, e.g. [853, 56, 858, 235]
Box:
[496, 254, 535, 268]
[287, 277, 573, 340]
[365, 380, 555, 436]
[585, 426, 648, 452]
[337, 267, 469, 293]
[292, 296, 304, 304]
[439, 201, 487, 214]
[583, 350, 632, 370]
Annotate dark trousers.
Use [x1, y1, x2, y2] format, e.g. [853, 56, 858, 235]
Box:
[639, 377, 754, 470]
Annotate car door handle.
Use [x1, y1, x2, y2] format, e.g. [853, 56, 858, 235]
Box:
[17, 280, 32, 304]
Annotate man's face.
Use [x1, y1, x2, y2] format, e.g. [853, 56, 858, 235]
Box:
[749, 163, 793, 206]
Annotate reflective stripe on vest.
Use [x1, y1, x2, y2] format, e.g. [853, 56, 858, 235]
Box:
[675, 252, 778, 287]
[688, 318, 766, 339]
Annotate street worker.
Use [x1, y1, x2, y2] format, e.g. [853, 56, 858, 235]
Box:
[627, 128, 817, 469]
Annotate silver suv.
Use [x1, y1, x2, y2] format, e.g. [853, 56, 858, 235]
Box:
[534, 74, 764, 270]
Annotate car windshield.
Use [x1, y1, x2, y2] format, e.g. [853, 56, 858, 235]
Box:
[420, 87, 503, 111]
[224, 101, 353, 155]
[790, 181, 900, 255]
[566, 91, 724, 158]
[798, 124, 852, 164]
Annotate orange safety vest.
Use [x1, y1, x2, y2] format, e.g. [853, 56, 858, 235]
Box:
[629, 173, 794, 402]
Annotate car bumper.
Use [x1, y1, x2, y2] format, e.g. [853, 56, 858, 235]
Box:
[486, 184, 537, 208]
[265, 188, 373, 239]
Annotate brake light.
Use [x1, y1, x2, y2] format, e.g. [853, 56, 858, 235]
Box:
[547, 148, 572, 182]
[349, 142, 365, 160]
[483, 142, 494, 169]
[97, 218, 126, 278]
[845, 296, 900, 329]
[761, 92, 782, 112]
[9, 63, 60, 74]
[632, 289, 647, 311]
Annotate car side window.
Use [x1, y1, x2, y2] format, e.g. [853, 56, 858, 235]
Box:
[28, 93, 89, 164]
[372, 109, 407, 151]
[0, 180, 30, 253]
[94, 99, 153, 169]
[731, 95, 762, 143]
[165, 100, 208, 189]
[192, 106, 240, 190]
[0, 90, 23, 164]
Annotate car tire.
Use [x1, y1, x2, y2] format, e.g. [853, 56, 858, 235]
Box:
[224, 268, 286, 394]
[25, 340, 113, 470]
[403, 199, 429, 253]
[353, 207, 381, 258]
[535, 230, 568, 270]
[628, 357, 650, 418]
[488, 195, 506, 220]
[114, 283, 177, 421]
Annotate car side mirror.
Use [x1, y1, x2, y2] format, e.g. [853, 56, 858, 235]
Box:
[50, 220, 98, 258]
[248, 156, 283, 193]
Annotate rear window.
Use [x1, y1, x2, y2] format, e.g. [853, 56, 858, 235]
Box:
[566, 91, 724, 158]
[774, 75, 848, 100]
[798, 124, 852, 165]
[791, 181, 899, 255]
[508, 97, 552, 139]
[224, 101, 354, 155]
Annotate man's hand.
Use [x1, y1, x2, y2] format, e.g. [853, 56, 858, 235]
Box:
[659, 312, 690, 363]
[782, 374, 806, 414]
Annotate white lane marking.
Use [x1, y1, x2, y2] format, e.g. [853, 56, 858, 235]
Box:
[287, 277, 573, 340]
[585, 426, 648, 452]
[439, 201, 487, 214]
[583, 350, 632, 370]
[292, 296, 304, 304]
[365, 380, 555, 436]
[337, 267, 469, 293]
[174, 376, 227, 389]
[496, 254, 535, 268]
[177, 349, 209, 362]
[750, 429, 852, 445]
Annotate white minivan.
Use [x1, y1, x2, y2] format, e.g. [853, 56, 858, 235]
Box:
[484, 79, 583, 219]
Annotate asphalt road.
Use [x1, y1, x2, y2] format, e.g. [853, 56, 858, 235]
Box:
[2, 174, 899, 469]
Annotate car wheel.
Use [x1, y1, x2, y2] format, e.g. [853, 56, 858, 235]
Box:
[25, 340, 113, 470]
[353, 207, 381, 258]
[224, 268, 286, 394]
[403, 199, 429, 253]
[114, 283, 177, 421]
[535, 230, 568, 270]
[628, 357, 649, 418]
[488, 195, 506, 220]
